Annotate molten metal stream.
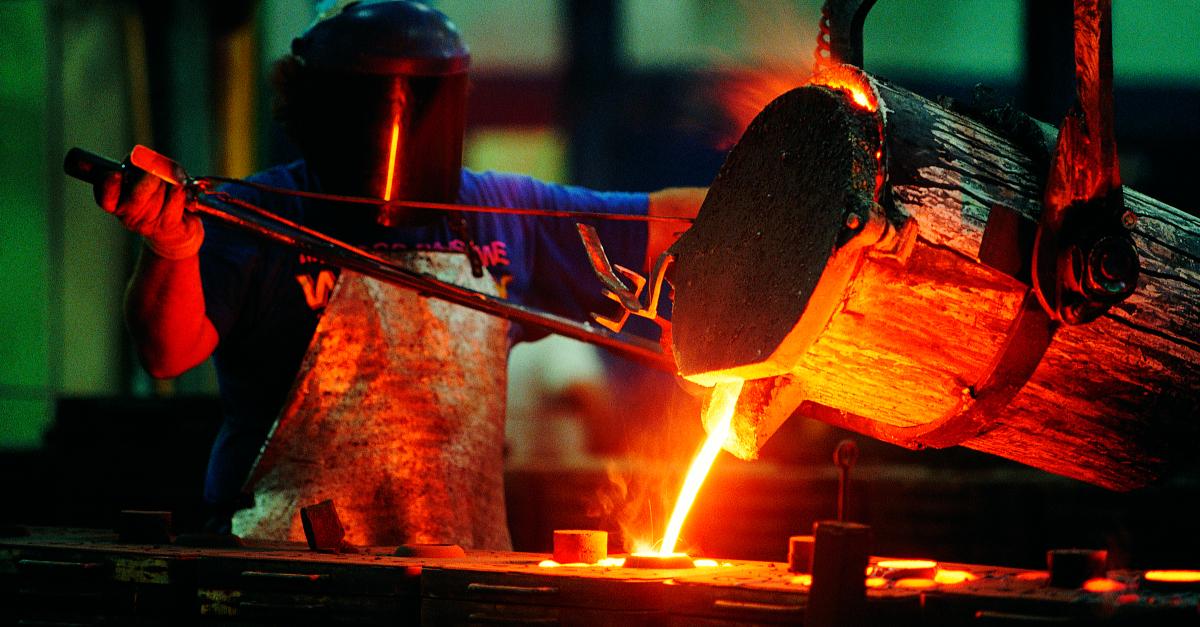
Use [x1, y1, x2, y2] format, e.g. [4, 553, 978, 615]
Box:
[382, 115, 401, 201]
[659, 379, 744, 555]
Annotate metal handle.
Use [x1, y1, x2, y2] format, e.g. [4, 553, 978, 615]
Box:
[465, 583, 559, 596]
[17, 559, 106, 572]
[713, 598, 804, 613]
[467, 614, 559, 626]
[61, 146, 677, 371]
[240, 570, 329, 583]
[63, 147, 122, 185]
[974, 610, 1074, 624]
[240, 601, 328, 613]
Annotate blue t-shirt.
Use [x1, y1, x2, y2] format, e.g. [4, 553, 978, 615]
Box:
[199, 161, 648, 514]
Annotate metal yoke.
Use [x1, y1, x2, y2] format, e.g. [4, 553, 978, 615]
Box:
[1032, 0, 1139, 324]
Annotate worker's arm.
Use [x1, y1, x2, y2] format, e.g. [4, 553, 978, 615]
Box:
[95, 168, 219, 379]
[646, 187, 706, 273]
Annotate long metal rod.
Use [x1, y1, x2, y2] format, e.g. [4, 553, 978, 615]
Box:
[196, 191, 678, 372]
[202, 176, 693, 224]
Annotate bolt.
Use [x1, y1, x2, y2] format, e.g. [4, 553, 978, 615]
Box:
[834, 440, 859, 522]
[1086, 239, 1136, 297]
[1121, 211, 1138, 229]
[844, 213, 863, 230]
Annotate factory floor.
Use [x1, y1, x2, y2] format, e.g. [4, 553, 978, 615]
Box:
[2, 396, 1198, 572]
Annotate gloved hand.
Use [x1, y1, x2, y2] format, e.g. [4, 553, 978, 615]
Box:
[95, 165, 204, 260]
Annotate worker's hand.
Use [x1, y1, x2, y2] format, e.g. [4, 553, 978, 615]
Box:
[646, 187, 705, 273]
[95, 165, 204, 260]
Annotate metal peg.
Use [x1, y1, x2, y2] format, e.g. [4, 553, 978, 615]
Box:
[834, 439, 859, 522]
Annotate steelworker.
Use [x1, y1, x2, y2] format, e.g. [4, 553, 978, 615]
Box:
[90, 0, 701, 546]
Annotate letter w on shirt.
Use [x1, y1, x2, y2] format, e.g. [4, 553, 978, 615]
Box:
[296, 270, 337, 310]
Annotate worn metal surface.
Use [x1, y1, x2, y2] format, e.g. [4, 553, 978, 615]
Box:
[1033, 0, 1139, 325]
[668, 86, 882, 384]
[234, 253, 512, 549]
[697, 67, 1200, 489]
[5, 529, 1200, 625]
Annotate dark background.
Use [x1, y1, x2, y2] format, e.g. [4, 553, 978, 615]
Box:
[1, 0, 1197, 571]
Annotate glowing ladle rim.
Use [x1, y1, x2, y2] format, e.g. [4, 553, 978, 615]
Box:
[626, 552, 695, 569]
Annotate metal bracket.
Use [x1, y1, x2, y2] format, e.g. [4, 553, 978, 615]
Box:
[815, 0, 878, 70]
[1032, 0, 1139, 324]
[576, 224, 673, 340]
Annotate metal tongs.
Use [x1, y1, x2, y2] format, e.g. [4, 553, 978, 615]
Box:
[64, 145, 678, 371]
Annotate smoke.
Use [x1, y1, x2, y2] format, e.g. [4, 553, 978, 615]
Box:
[584, 380, 707, 553]
[586, 461, 668, 553]
[706, 1, 820, 149]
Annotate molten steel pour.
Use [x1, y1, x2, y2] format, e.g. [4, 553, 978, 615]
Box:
[654, 379, 745, 557]
[537, 380, 744, 570]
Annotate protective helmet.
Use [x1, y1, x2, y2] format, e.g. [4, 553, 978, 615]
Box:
[287, 0, 470, 226]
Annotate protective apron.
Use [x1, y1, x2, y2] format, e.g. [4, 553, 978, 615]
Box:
[233, 252, 512, 549]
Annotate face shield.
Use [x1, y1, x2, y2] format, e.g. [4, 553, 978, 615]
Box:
[288, 1, 470, 226]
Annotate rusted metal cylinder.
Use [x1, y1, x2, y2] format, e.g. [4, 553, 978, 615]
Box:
[806, 521, 871, 627]
[787, 535, 815, 574]
[672, 67, 1200, 490]
[553, 530, 607, 564]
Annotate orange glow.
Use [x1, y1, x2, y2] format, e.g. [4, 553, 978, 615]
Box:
[808, 66, 885, 201]
[693, 559, 719, 568]
[716, 66, 812, 149]
[895, 578, 938, 589]
[1016, 571, 1050, 582]
[538, 557, 629, 569]
[808, 65, 879, 113]
[866, 577, 887, 588]
[877, 560, 938, 570]
[791, 574, 813, 586]
[659, 379, 744, 555]
[934, 569, 977, 585]
[875, 559, 938, 580]
[381, 114, 401, 201]
[1145, 570, 1200, 583]
[1083, 578, 1127, 593]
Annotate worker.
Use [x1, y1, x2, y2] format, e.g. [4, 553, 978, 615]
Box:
[91, 0, 702, 545]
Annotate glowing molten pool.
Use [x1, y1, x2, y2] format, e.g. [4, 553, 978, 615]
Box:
[1083, 578, 1126, 592]
[808, 65, 878, 113]
[1145, 570, 1200, 583]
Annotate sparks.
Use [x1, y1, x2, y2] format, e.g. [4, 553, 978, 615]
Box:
[381, 114, 401, 201]
[659, 378, 744, 556]
[807, 65, 885, 202]
[808, 65, 879, 113]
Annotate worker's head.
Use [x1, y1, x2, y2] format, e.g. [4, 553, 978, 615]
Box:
[273, 0, 469, 225]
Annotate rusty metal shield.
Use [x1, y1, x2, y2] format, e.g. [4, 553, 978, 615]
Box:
[233, 252, 512, 549]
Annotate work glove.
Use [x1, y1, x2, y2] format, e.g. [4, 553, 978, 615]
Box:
[95, 164, 204, 260]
